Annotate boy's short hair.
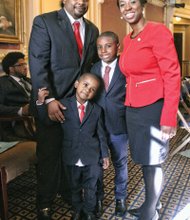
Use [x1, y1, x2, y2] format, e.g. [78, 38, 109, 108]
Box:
[98, 31, 119, 44]
[78, 73, 101, 84]
[78, 73, 103, 94]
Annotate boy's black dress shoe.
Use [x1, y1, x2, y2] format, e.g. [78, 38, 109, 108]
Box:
[115, 199, 126, 217]
[128, 201, 162, 217]
[96, 200, 103, 217]
[37, 208, 51, 220]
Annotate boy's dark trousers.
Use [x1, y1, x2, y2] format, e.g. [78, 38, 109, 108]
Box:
[65, 164, 100, 215]
[97, 133, 128, 200]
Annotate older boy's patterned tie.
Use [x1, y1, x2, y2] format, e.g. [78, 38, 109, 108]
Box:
[79, 104, 85, 122]
[73, 21, 83, 58]
[103, 66, 111, 91]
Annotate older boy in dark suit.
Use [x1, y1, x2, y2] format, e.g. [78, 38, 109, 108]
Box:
[91, 31, 128, 217]
[37, 73, 109, 220]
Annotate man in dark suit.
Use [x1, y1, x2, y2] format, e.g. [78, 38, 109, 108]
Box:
[91, 31, 128, 217]
[29, 0, 99, 218]
[37, 73, 109, 220]
[0, 52, 32, 141]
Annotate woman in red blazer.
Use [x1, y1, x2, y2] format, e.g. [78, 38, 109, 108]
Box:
[117, 0, 180, 220]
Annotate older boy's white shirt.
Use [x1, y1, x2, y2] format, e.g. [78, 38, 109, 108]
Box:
[101, 58, 117, 84]
[75, 101, 88, 167]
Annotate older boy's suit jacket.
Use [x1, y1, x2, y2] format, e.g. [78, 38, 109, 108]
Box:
[29, 9, 99, 115]
[91, 59, 127, 135]
[0, 75, 31, 115]
[37, 96, 109, 166]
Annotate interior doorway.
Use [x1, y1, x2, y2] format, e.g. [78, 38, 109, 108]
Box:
[174, 32, 183, 73]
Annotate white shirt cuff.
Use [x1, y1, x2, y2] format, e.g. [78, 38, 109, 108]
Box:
[45, 98, 55, 104]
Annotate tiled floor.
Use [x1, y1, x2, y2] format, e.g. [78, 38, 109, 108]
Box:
[6, 129, 190, 220]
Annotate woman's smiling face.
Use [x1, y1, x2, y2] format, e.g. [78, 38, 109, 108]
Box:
[118, 0, 144, 25]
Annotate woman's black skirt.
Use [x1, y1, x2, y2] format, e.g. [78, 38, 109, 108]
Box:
[126, 99, 169, 165]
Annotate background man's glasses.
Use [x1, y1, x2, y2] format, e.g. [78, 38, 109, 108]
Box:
[13, 63, 27, 67]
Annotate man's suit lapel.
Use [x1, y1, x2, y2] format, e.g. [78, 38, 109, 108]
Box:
[81, 19, 93, 64]
[57, 9, 81, 62]
[9, 77, 29, 98]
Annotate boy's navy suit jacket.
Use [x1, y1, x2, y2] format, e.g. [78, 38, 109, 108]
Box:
[37, 96, 109, 166]
[91, 59, 127, 135]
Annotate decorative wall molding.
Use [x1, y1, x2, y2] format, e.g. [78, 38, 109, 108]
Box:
[97, 0, 104, 3]
[148, 0, 165, 7]
[174, 6, 190, 19]
[0, 53, 6, 62]
[85, 1, 102, 30]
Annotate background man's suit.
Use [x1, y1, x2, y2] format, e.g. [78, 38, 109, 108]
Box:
[29, 8, 99, 210]
[91, 59, 128, 202]
[0, 75, 30, 114]
[0, 75, 31, 140]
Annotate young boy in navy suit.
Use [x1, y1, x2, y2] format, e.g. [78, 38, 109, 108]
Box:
[91, 31, 128, 217]
[37, 73, 109, 220]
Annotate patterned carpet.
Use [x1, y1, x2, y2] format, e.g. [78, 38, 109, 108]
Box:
[6, 129, 190, 220]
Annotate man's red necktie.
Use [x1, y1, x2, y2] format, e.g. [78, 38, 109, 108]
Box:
[73, 21, 83, 58]
[103, 66, 111, 91]
[79, 104, 85, 122]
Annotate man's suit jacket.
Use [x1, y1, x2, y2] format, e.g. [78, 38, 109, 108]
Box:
[29, 8, 99, 115]
[0, 75, 31, 115]
[37, 96, 109, 166]
[91, 59, 127, 135]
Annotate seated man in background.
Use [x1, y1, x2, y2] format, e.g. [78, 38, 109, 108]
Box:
[0, 52, 33, 141]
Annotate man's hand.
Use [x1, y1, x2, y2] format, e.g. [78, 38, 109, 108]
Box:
[22, 104, 30, 116]
[47, 100, 66, 123]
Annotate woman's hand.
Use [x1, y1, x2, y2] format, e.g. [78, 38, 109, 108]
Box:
[161, 126, 177, 141]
